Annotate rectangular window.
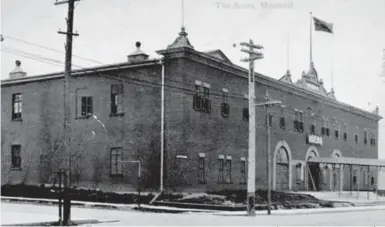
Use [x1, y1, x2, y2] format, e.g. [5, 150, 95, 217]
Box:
[81, 96, 93, 116]
[343, 124, 348, 141]
[194, 82, 211, 113]
[243, 96, 249, 122]
[299, 111, 304, 132]
[12, 93, 22, 120]
[110, 147, 123, 175]
[326, 121, 330, 137]
[111, 84, 124, 115]
[321, 118, 326, 136]
[11, 145, 21, 169]
[218, 158, 224, 183]
[240, 159, 246, 184]
[310, 124, 315, 134]
[355, 127, 359, 144]
[279, 107, 286, 130]
[364, 130, 368, 145]
[221, 89, 229, 117]
[198, 156, 205, 183]
[225, 158, 232, 183]
[335, 123, 339, 140]
[293, 111, 299, 132]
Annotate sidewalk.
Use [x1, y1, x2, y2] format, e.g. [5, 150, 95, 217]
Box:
[2, 195, 385, 216]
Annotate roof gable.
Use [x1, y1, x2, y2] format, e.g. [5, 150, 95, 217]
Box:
[204, 49, 232, 64]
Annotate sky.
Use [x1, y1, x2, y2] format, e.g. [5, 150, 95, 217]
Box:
[1, 0, 385, 158]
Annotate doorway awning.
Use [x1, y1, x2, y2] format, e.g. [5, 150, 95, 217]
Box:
[307, 156, 385, 167]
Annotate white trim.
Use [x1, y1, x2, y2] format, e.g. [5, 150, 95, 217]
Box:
[222, 88, 228, 93]
[240, 157, 246, 161]
[176, 155, 188, 159]
[226, 155, 232, 160]
[218, 154, 225, 159]
[272, 140, 293, 190]
[195, 80, 202, 85]
[203, 82, 210, 88]
[198, 153, 205, 158]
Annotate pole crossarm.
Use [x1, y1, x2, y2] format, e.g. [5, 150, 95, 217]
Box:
[58, 31, 79, 36]
[54, 0, 80, 5]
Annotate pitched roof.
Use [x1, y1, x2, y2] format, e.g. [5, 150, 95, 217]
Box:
[203, 49, 232, 64]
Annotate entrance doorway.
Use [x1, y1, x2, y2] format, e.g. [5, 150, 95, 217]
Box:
[308, 163, 321, 191]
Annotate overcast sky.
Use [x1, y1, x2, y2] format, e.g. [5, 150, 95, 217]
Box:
[1, 0, 385, 158]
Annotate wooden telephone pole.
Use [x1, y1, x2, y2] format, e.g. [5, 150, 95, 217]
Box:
[55, 0, 79, 225]
[240, 39, 264, 216]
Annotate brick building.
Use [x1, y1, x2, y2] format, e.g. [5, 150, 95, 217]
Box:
[1, 27, 383, 193]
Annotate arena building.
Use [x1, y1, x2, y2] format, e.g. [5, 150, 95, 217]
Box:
[1, 27, 383, 193]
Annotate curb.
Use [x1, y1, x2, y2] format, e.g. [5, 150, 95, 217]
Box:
[2, 219, 103, 226]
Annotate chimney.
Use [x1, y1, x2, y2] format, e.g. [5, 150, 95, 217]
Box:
[127, 41, 149, 63]
[9, 60, 27, 79]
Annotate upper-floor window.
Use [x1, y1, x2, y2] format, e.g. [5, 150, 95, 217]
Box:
[12, 93, 22, 120]
[111, 84, 124, 116]
[370, 131, 377, 146]
[364, 129, 368, 145]
[294, 110, 304, 132]
[279, 106, 286, 130]
[221, 88, 229, 117]
[243, 95, 249, 122]
[11, 145, 21, 169]
[110, 147, 123, 176]
[335, 123, 339, 140]
[81, 96, 93, 116]
[325, 120, 330, 137]
[354, 127, 359, 144]
[310, 114, 315, 134]
[193, 81, 211, 113]
[343, 123, 348, 141]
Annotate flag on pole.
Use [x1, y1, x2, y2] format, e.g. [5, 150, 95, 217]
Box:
[313, 17, 333, 34]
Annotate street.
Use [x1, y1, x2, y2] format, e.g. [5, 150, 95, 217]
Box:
[1, 202, 385, 226]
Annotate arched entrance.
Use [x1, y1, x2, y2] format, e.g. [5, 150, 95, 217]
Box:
[273, 141, 292, 191]
[276, 147, 289, 190]
[305, 146, 321, 191]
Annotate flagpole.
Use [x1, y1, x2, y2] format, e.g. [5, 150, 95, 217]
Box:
[310, 12, 313, 67]
[287, 32, 290, 70]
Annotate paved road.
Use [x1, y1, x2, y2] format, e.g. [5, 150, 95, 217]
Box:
[2, 202, 385, 226]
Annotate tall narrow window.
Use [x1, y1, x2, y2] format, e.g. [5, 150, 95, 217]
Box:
[193, 81, 203, 111]
[111, 84, 124, 115]
[326, 120, 330, 137]
[321, 118, 326, 136]
[293, 110, 299, 132]
[218, 156, 225, 183]
[198, 154, 206, 183]
[221, 88, 230, 117]
[11, 145, 21, 169]
[81, 96, 93, 116]
[243, 96, 249, 122]
[225, 157, 232, 183]
[12, 93, 22, 120]
[335, 123, 339, 140]
[268, 113, 273, 127]
[343, 123, 348, 141]
[310, 114, 315, 134]
[279, 107, 286, 130]
[355, 127, 359, 144]
[240, 158, 246, 184]
[299, 111, 304, 132]
[110, 147, 123, 175]
[364, 129, 368, 145]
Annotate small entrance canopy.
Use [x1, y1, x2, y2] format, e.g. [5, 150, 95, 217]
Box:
[307, 156, 385, 167]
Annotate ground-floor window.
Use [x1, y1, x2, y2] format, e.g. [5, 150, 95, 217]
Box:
[198, 155, 206, 183]
[225, 158, 232, 183]
[110, 147, 123, 175]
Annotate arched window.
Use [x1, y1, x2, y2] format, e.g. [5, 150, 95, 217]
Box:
[276, 147, 289, 164]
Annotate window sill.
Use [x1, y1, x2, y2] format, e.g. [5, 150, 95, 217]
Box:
[109, 174, 124, 178]
[10, 167, 22, 171]
[75, 115, 92, 120]
[110, 113, 125, 117]
[11, 118, 22, 122]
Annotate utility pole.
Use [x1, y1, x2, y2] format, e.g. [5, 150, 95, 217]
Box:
[55, 0, 79, 225]
[240, 39, 264, 216]
[255, 91, 281, 215]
